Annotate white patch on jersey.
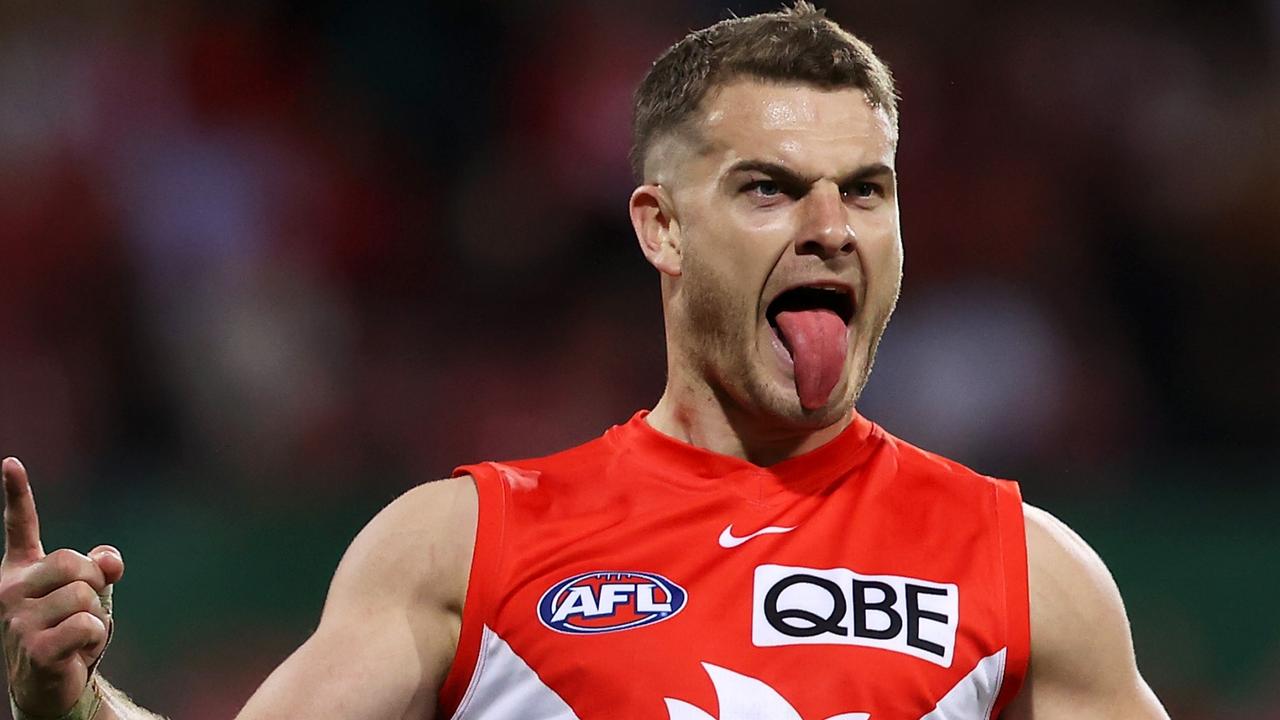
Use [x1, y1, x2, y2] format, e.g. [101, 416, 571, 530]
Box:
[450, 625, 581, 720]
[664, 662, 870, 720]
[752, 564, 959, 667]
[447, 625, 1005, 720]
[662, 648, 1006, 720]
[919, 647, 1007, 720]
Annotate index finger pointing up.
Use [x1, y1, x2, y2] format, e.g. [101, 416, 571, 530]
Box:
[3, 457, 45, 564]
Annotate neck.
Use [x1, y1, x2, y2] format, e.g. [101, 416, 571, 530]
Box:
[647, 377, 852, 467]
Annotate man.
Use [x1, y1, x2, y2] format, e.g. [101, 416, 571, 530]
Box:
[1, 4, 1169, 719]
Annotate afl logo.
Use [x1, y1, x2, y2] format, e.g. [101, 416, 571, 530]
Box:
[537, 571, 687, 635]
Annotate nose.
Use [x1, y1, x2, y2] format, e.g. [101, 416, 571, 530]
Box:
[795, 182, 855, 259]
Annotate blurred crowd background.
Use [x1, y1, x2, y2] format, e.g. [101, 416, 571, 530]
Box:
[1, 0, 1277, 717]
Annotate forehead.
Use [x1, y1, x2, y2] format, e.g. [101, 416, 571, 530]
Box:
[692, 79, 896, 175]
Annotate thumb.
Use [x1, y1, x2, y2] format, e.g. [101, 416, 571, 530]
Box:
[89, 544, 125, 585]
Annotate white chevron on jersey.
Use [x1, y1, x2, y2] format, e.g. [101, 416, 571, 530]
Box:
[447, 626, 1006, 719]
[664, 662, 869, 720]
[662, 648, 1007, 720]
[451, 626, 580, 720]
[919, 648, 1007, 720]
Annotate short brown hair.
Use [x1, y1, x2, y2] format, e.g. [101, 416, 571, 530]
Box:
[630, 2, 898, 180]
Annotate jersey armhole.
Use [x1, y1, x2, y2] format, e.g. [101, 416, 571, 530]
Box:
[437, 463, 508, 717]
[990, 479, 1031, 718]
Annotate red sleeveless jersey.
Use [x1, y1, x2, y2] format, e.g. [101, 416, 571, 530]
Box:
[440, 411, 1029, 720]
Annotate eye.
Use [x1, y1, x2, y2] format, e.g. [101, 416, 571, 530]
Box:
[844, 181, 882, 200]
[743, 179, 782, 198]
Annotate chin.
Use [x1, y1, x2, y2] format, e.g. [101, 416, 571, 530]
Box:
[795, 393, 856, 428]
[754, 377, 856, 431]
[747, 343, 863, 432]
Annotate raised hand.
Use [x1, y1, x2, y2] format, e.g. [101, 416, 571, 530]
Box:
[0, 457, 123, 716]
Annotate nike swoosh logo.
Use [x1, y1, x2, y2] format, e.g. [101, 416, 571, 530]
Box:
[718, 524, 797, 549]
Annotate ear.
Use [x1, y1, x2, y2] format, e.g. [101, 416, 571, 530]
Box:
[629, 184, 682, 277]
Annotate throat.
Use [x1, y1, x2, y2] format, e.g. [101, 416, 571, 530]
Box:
[647, 389, 854, 466]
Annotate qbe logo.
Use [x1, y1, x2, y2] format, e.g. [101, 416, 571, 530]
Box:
[752, 564, 959, 667]
[538, 571, 687, 635]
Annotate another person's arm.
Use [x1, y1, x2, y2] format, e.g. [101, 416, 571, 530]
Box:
[1004, 503, 1169, 719]
[0, 457, 475, 720]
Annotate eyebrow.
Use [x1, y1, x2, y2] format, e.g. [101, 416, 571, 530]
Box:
[724, 159, 896, 188]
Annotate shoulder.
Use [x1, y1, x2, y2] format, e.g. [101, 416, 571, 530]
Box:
[489, 429, 622, 473]
[1006, 503, 1168, 718]
[327, 476, 478, 616]
[875, 429, 1010, 498]
[1022, 503, 1131, 662]
[459, 429, 624, 497]
[238, 476, 480, 715]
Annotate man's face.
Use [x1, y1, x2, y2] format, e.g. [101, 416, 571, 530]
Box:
[650, 79, 903, 429]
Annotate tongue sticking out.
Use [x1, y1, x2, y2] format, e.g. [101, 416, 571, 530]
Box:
[775, 309, 847, 410]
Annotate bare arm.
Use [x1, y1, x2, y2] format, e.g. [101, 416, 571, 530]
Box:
[1, 457, 476, 720]
[1003, 503, 1168, 720]
[228, 476, 475, 720]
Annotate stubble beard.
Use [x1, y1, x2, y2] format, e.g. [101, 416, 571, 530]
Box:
[675, 253, 901, 433]
[679, 255, 757, 410]
[849, 278, 901, 409]
[676, 254, 850, 431]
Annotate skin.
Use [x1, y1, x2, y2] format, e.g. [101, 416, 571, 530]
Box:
[632, 80, 903, 465]
[0, 79, 1168, 719]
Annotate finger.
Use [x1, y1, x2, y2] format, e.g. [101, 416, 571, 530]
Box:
[88, 544, 124, 585]
[30, 611, 107, 666]
[21, 548, 107, 598]
[2, 457, 44, 563]
[28, 581, 111, 631]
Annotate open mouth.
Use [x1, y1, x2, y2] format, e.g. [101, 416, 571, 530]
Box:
[765, 285, 855, 351]
[764, 284, 855, 410]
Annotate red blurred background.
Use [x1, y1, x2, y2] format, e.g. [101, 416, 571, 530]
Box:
[1, 1, 1276, 717]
